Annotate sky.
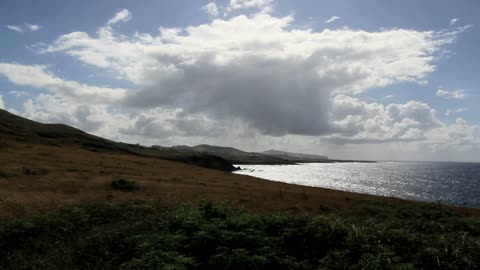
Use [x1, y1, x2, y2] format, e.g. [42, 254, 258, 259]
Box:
[1, 0, 479, 162]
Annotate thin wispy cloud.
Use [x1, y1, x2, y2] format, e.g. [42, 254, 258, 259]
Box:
[106, 9, 132, 25]
[9, 90, 29, 97]
[6, 23, 41, 33]
[436, 89, 466, 99]
[450, 18, 460, 25]
[325, 16, 341, 24]
[202, 2, 219, 16]
[226, 0, 274, 13]
[445, 108, 468, 116]
[25, 23, 40, 31]
[6, 25, 23, 32]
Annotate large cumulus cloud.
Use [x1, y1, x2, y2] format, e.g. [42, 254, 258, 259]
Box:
[40, 13, 461, 137]
[0, 6, 478, 161]
[328, 95, 441, 143]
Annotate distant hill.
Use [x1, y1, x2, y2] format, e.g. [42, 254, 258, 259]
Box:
[263, 150, 328, 160]
[166, 144, 293, 165]
[168, 144, 331, 164]
[169, 144, 374, 164]
[174, 144, 249, 156]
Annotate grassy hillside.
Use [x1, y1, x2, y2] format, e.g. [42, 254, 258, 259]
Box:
[1, 132, 395, 221]
[1, 201, 479, 269]
[0, 109, 237, 172]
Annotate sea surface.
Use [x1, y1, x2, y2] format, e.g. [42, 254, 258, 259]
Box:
[234, 162, 480, 208]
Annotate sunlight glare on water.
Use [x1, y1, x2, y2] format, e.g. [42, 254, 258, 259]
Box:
[234, 162, 480, 207]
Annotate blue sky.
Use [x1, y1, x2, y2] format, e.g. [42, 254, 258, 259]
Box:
[1, 0, 479, 161]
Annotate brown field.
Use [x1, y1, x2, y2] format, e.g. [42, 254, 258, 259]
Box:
[1, 135, 479, 222]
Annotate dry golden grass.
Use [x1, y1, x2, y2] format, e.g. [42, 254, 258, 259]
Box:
[0, 135, 478, 222]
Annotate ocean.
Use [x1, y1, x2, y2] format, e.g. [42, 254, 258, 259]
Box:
[234, 162, 480, 208]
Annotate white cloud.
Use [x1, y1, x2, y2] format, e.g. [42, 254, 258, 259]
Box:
[450, 18, 460, 25]
[17, 91, 241, 143]
[6, 23, 41, 32]
[21, 93, 123, 134]
[9, 90, 29, 97]
[445, 108, 468, 116]
[426, 118, 480, 148]
[6, 25, 23, 32]
[119, 109, 231, 139]
[0, 63, 127, 104]
[0, 95, 4, 109]
[25, 23, 41, 31]
[436, 89, 466, 99]
[202, 2, 219, 16]
[328, 95, 441, 143]
[106, 9, 132, 25]
[323, 96, 480, 161]
[384, 94, 394, 99]
[38, 12, 466, 138]
[325, 16, 341, 24]
[226, 0, 274, 13]
[455, 108, 468, 113]
[44, 13, 458, 91]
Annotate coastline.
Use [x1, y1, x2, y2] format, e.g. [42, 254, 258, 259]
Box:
[1, 138, 479, 223]
[235, 162, 480, 209]
[232, 158, 377, 165]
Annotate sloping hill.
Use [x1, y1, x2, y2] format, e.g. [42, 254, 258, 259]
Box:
[0, 109, 236, 172]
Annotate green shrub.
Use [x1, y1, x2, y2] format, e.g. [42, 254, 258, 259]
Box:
[1, 201, 479, 270]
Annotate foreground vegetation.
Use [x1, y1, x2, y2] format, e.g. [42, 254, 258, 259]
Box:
[1, 200, 479, 270]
